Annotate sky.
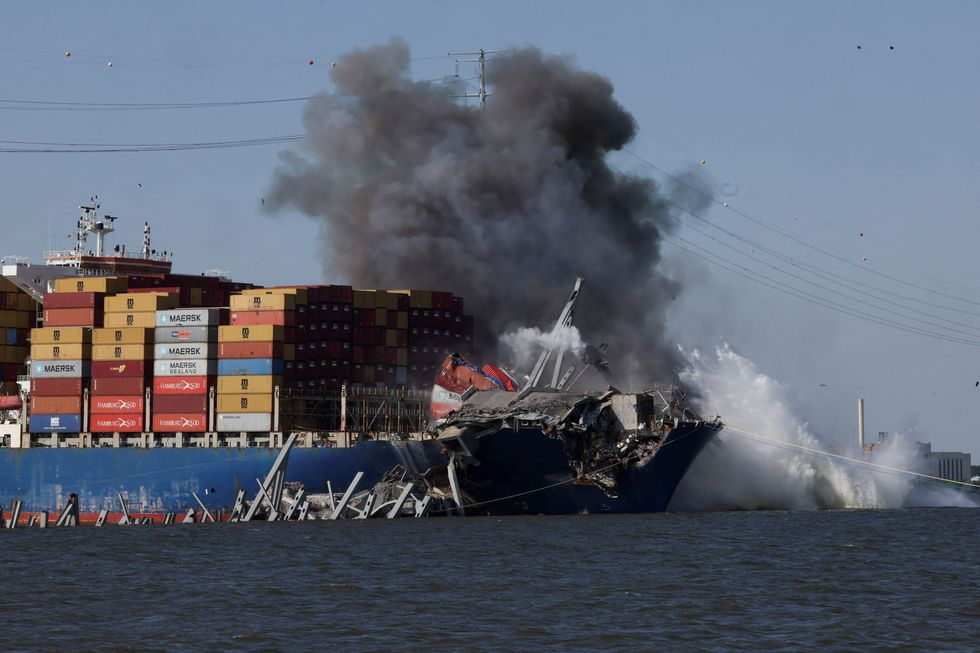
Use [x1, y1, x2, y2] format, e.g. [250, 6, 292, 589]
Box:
[2, 2, 979, 455]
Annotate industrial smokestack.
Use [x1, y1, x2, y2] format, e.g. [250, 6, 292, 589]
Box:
[267, 38, 712, 385]
[858, 398, 865, 454]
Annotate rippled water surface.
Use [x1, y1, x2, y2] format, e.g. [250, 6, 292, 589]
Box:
[1, 509, 977, 652]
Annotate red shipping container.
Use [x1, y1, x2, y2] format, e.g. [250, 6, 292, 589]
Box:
[30, 395, 82, 414]
[31, 378, 84, 396]
[152, 413, 207, 433]
[90, 395, 144, 414]
[92, 360, 148, 378]
[43, 292, 101, 309]
[153, 376, 210, 395]
[218, 341, 285, 358]
[153, 394, 207, 413]
[91, 377, 146, 395]
[229, 310, 295, 327]
[43, 308, 101, 327]
[91, 413, 143, 433]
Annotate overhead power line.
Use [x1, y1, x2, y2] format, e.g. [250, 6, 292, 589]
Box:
[0, 134, 307, 153]
[0, 96, 315, 111]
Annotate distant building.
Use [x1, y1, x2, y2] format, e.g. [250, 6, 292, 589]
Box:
[868, 433, 972, 482]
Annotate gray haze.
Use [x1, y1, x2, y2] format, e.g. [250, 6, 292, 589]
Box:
[269, 38, 709, 383]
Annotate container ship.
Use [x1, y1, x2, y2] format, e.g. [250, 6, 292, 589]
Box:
[0, 199, 721, 521]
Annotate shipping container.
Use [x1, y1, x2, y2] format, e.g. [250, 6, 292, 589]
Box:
[53, 276, 128, 294]
[154, 325, 217, 343]
[218, 325, 287, 342]
[240, 287, 308, 304]
[42, 291, 101, 309]
[90, 377, 146, 396]
[154, 343, 211, 360]
[102, 311, 157, 328]
[29, 413, 82, 433]
[90, 413, 143, 433]
[43, 308, 101, 327]
[152, 413, 207, 433]
[91, 359, 148, 378]
[229, 293, 295, 312]
[153, 359, 218, 377]
[30, 395, 83, 414]
[216, 412, 272, 432]
[103, 292, 178, 313]
[153, 376, 209, 395]
[229, 310, 295, 327]
[92, 327, 154, 345]
[90, 395, 144, 414]
[31, 360, 89, 378]
[155, 308, 223, 327]
[153, 393, 207, 413]
[30, 327, 91, 345]
[91, 344, 154, 361]
[217, 341, 287, 359]
[216, 375, 282, 395]
[30, 343, 91, 360]
[217, 358, 283, 376]
[31, 378, 84, 396]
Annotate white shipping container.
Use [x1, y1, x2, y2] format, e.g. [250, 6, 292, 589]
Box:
[156, 309, 223, 327]
[216, 412, 273, 433]
[155, 326, 217, 343]
[153, 358, 217, 377]
[155, 343, 212, 360]
[31, 360, 90, 378]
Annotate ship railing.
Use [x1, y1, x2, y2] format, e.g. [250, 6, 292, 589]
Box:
[0, 255, 30, 265]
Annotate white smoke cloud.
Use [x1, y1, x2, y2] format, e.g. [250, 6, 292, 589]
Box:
[669, 343, 977, 511]
[499, 325, 585, 375]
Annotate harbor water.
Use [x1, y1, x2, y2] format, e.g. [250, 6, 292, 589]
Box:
[0, 508, 976, 652]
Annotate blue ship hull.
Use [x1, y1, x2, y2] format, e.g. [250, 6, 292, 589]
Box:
[0, 441, 446, 516]
[456, 421, 722, 515]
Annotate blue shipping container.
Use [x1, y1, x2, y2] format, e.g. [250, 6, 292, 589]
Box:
[30, 414, 82, 433]
[5, 328, 16, 345]
[217, 358, 284, 376]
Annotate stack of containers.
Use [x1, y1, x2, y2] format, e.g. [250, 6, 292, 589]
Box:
[0, 277, 37, 395]
[28, 326, 90, 433]
[217, 289, 294, 432]
[89, 292, 176, 433]
[351, 290, 409, 388]
[301, 285, 353, 393]
[396, 290, 474, 390]
[151, 307, 221, 433]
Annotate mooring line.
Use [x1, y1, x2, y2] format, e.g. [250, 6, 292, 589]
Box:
[724, 424, 980, 492]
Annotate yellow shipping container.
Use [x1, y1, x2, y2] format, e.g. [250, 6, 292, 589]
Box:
[15, 312, 30, 329]
[0, 277, 17, 292]
[31, 327, 91, 345]
[53, 276, 128, 294]
[283, 344, 295, 361]
[103, 311, 157, 328]
[381, 292, 398, 310]
[229, 293, 296, 312]
[385, 329, 399, 348]
[1, 345, 29, 364]
[363, 365, 375, 383]
[31, 343, 91, 360]
[217, 375, 283, 395]
[16, 294, 36, 312]
[188, 288, 203, 307]
[103, 292, 178, 314]
[389, 290, 432, 309]
[375, 308, 387, 326]
[0, 312, 15, 329]
[352, 290, 371, 309]
[216, 394, 273, 413]
[92, 344, 153, 361]
[241, 287, 308, 305]
[396, 348, 408, 366]
[92, 327, 154, 345]
[218, 324, 285, 342]
[396, 311, 409, 330]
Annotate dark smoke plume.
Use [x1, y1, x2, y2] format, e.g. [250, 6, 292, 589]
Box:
[269, 37, 708, 384]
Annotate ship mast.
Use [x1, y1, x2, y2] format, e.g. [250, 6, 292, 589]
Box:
[75, 196, 117, 257]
